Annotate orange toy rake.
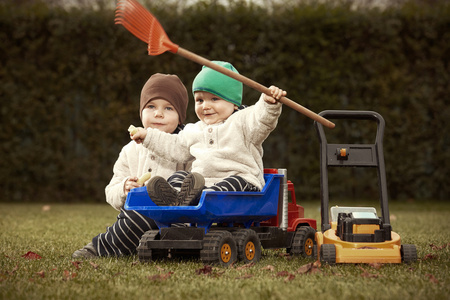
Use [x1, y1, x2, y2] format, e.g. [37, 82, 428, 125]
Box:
[115, 0, 335, 128]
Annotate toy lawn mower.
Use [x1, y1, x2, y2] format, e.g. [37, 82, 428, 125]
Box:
[314, 110, 417, 264]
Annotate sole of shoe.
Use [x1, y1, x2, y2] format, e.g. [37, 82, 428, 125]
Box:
[178, 172, 205, 206]
[147, 176, 178, 206]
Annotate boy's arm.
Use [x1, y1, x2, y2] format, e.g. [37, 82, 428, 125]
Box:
[105, 151, 130, 211]
[131, 126, 193, 163]
[243, 86, 284, 144]
[105, 177, 128, 211]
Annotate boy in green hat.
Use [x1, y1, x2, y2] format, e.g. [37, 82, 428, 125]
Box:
[131, 61, 285, 206]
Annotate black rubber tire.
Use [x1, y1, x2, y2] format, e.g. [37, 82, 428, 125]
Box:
[200, 231, 237, 267]
[288, 226, 317, 259]
[137, 230, 167, 262]
[320, 244, 336, 265]
[233, 229, 262, 263]
[401, 244, 417, 263]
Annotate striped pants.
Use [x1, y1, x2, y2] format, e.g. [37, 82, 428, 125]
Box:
[92, 209, 158, 257]
[168, 171, 260, 192]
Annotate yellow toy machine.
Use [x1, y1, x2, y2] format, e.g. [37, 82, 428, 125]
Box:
[314, 110, 417, 264]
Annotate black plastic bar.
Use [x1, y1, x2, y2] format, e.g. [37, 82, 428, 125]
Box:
[314, 110, 390, 232]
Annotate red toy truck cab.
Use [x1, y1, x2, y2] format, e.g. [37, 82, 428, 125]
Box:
[261, 169, 313, 232]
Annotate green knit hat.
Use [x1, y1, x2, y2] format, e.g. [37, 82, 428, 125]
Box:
[192, 61, 243, 106]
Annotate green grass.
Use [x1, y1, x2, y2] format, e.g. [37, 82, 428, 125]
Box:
[1, 201, 449, 300]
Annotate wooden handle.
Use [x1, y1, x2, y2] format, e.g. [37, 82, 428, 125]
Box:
[176, 47, 335, 129]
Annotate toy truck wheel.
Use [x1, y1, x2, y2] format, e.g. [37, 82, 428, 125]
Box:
[233, 229, 261, 263]
[288, 226, 316, 258]
[200, 231, 237, 267]
[320, 244, 336, 265]
[401, 244, 417, 263]
[137, 230, 168, 262]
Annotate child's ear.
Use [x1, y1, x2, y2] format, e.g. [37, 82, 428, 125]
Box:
[234, 105, 239, 110]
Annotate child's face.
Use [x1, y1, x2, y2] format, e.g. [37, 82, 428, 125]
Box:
[141, 99, 179, 133]
[194, 91, 237, 125]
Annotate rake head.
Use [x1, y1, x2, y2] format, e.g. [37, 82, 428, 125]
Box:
[115, 0, 179, 55]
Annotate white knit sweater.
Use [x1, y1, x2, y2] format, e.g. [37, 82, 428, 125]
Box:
[105, 141, 186, 211]
[142, 96, 282, 189]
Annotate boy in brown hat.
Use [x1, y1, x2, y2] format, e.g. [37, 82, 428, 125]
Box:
[72, 73, 189, 258]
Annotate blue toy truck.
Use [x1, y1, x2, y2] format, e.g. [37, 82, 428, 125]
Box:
[125, 168, 317, 267]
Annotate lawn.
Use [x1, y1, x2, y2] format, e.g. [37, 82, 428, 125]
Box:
[1, 201, 449, 300]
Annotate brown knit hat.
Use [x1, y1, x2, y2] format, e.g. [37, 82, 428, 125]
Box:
[139, 73, 189, 124]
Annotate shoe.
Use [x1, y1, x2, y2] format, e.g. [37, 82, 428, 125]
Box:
[72, 242, 98, 259]
[178, 172, 205, 206]
[147, 176, 178, 206]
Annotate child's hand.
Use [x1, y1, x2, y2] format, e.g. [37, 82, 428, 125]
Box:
[263, 86, 287, 104]
[130, 127, 147, 144]
[124, 177, 141, 193]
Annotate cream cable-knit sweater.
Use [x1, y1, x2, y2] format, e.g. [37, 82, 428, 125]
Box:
[143, 96, 282, 190]
[105, 141, 186, 211]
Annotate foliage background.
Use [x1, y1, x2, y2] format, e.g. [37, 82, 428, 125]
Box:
[1, 0, 448, 204]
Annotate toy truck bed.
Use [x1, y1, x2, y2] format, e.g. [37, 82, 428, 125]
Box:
[124, 173, 283, 231]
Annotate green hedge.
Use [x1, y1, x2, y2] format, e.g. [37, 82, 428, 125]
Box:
[1, 0, 448, 204]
